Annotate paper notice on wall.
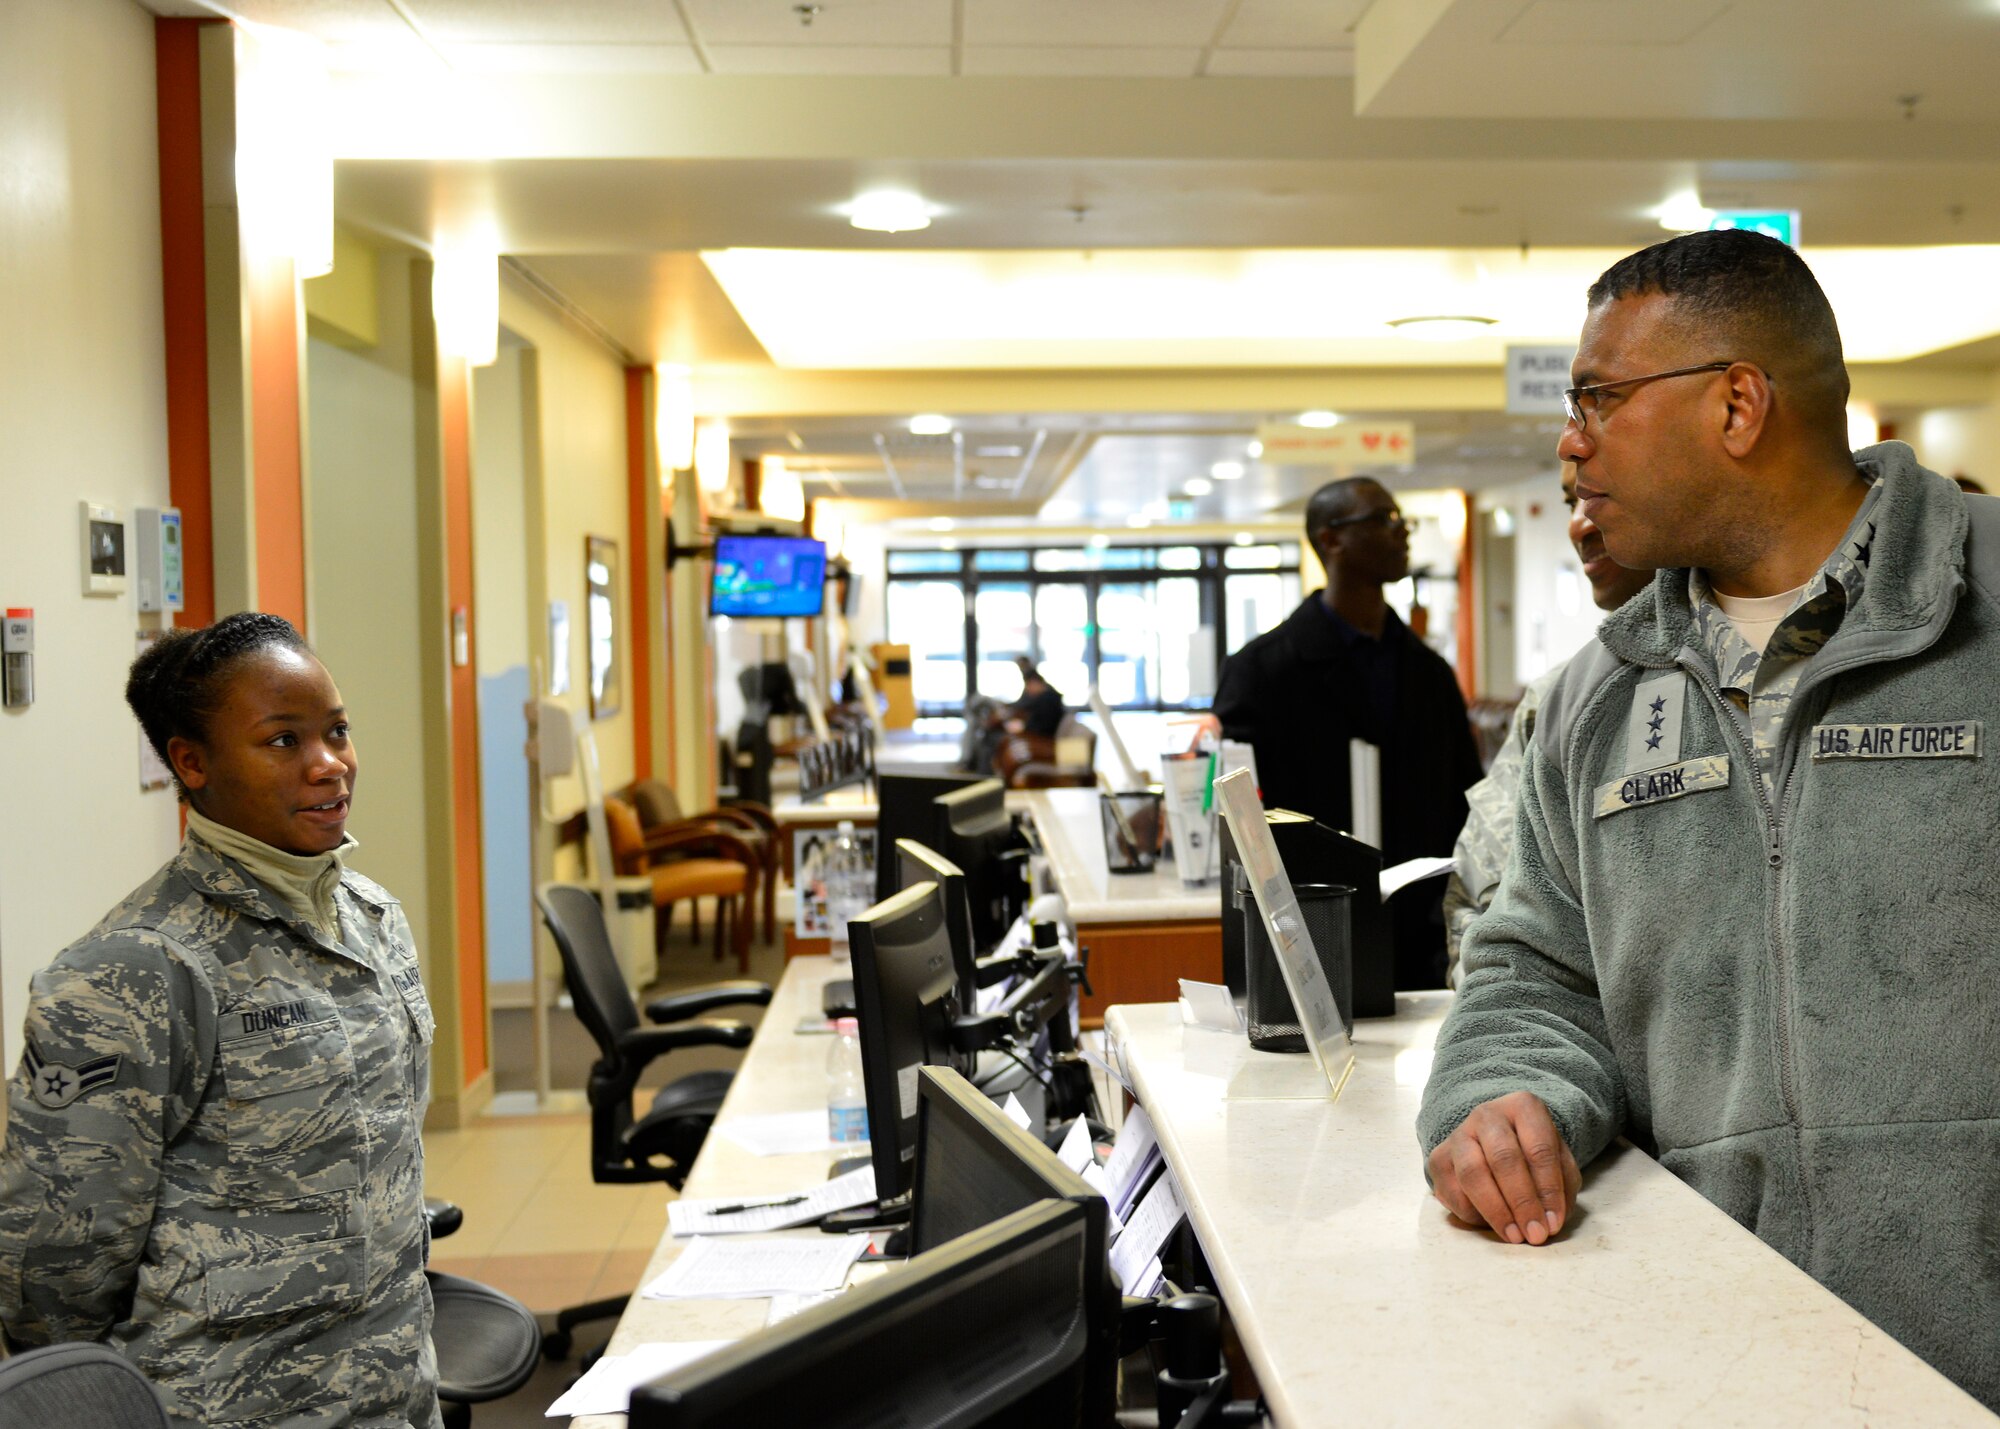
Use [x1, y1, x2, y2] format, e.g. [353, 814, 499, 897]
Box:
[1349, 739, 1381, 849]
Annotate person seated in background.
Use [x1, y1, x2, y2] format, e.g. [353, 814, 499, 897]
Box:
[1214, 476, 1483, 988]
[1441, 462, 1653, 985]
[1419, 228, 2000, 1411]
[1005, 656, 1066, 737]
[0, 613, 440, 1428]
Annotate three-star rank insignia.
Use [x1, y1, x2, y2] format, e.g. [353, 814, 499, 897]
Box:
[23, 1040, 121, 1110]
[1624, 671, 1686, 773]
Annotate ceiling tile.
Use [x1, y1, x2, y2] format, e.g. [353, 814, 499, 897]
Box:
[1221, 0, 1371, 49]
[448, 43, 704, 73]
[1205, 49, 1355, 77]
[963, 0, 1234, 48]
[401, 0, 688, 45]
[682, 0, 953, 46]
[704, 45, 953, 74]
[185, 0, 407, 41]
[1498, 0, 1734, 47]
[963, 47, 1202, 77]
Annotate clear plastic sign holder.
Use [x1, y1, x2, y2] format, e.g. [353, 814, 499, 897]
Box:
[1212, 769, 1356, 1102]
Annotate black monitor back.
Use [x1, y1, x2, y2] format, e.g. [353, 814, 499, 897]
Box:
[849, 882, 970, 1201]
[910, 1067, 1116, 1423]
[934, 779, 1018, 954]
[1220, 808, 1394, 1019]
[875, 771, 985, 903]
[630, 1199, 1093, 1429]
[893, 839, 978, 1015]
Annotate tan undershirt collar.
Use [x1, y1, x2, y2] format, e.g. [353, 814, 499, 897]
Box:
[185, 805, 358, 941]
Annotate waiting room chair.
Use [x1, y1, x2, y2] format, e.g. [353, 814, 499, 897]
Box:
[0, 1343, 168, 1429]
[628, 776, 782, 943]
[602, 793, 758, 975]
[533, 882, 773, 1358]
[423, 1199, 542, 1429]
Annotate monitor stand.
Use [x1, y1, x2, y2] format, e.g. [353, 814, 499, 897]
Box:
[820, 1193, 911, 1234]
[828, 1153, 872, 1179]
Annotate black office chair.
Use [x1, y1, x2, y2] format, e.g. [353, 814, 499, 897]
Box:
[533, 882, 773, 1357]
[0, 1343, 168, 1428]
[423, 1198, 542, 1428]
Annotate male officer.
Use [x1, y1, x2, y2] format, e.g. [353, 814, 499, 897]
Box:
[1442, 463, 1652, 984]
[1417, 228, 2000, 1410]
[1215, 476, 1482, 988]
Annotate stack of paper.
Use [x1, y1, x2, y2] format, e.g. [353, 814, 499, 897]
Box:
[641, 1235, 869, 1302]
[1109, 1170, 1186, 1298]
[543, 1341, 735, 1417]
[1101, 1105, 1163, 1221]
[667, 1164, 877, 1237]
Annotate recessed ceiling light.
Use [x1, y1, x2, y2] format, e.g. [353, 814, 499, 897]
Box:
[1210, 460, 1245, 481]
[849, 189, 933, 233]
[1245, 440, 1262, 459]
[1184, 478, 1213, 496]
[1087, 534, 1110, 549]
[1042, 499, 1081, 520]
[1655, 189, 1715, 232]
[1386, 316, 1499, 342]
[1297, 410, 1341, 429]
[939, 538, 959, 551]
[928, 517, 955, 532]
[975, 444, 1024, 458]
[1126, 514, 1151, 529]
[909, 414, 953, 436]
[1233, 532, 1255, 546]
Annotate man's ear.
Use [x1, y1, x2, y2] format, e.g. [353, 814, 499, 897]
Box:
[1718, 361, 1774, 459]
[167, 736, 209, 796]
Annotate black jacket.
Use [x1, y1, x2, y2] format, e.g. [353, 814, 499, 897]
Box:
[1214, 595, 1482, 986]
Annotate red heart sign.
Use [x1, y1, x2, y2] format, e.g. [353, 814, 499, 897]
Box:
[1361, 432, 1382, 451]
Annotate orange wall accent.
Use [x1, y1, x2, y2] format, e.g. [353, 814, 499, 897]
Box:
[154, 18, 216, 629]
[624, 366, 654, 782]
[440, 354, 489, 1081]
[248, 255, 307, 630]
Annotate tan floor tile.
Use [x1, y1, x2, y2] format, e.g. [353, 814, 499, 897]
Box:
[492, 1181, 652, 1256]
[475, 1250, 610, 1314]
[616, 1196, 672, 1251]
[589, 1248, 658, 1304]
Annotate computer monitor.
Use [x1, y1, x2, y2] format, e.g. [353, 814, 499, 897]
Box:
[849, 882, 974, 1201]
[874, 771, 985, 904]
[934, 779, 1022, 955]
[893, 839, 978, 1015]
[910, 1067, 1117, 1423]
[629, 1199, 1092, 1429]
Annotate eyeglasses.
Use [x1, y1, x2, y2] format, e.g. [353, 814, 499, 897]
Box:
[1324, 509, 1408, 533]
[1562, 361, 1740, 429]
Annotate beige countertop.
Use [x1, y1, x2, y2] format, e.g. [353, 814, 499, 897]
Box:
[1106, 996, 1997, 1429]
[1024, 786, 1219, 926]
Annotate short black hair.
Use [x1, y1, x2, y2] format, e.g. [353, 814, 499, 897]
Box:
[1304, 477, 1385, 549]
[126, 612, 312, 796]
[1587, 228, 1850, 437]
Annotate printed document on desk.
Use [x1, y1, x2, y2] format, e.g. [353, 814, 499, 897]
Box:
[642, 1234, 869, 1301]
[543, 1341, 735, 1417]
[668, 1164, 878, 1236]
[1111, 1169, 1188, 1296]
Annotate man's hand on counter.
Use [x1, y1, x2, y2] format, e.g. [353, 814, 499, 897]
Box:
[1427, 1091, 1580, 1247]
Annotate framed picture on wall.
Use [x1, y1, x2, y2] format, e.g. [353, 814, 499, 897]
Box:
[586, 534, 621, 720]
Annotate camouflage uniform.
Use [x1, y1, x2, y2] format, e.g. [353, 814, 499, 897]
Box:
[1442, 666, 1561, 988]
[1688, 477, 1884, 799]
[0, 832, 441, 1429]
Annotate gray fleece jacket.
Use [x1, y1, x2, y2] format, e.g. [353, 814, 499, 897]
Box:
[1418, 442, 2000, 1410]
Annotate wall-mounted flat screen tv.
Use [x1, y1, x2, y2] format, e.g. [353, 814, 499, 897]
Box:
[710, 534, 828, 618]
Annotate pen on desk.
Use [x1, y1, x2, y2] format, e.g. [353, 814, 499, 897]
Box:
[710, 1194, 810, 1215]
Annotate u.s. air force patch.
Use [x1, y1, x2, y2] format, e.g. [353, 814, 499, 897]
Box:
[23, 1040, 121, 1110]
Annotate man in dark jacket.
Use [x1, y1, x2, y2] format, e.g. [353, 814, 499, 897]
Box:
[1214, 476, 1482, 987]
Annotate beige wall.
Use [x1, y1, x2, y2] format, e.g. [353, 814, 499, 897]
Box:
[304, 251, 438, 967]
[0, 0, 181, 1067]
[498, 274, 636, 823]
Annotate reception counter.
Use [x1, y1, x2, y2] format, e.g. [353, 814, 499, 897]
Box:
[1105, 996, 1996, 1428]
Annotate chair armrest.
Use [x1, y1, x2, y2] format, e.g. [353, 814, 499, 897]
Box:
[614, 1020, 756, 1068]
[646, 981, 775, 1023]
[715, 799, 778, 834]
[688, 804, 776, 838]
[640, 823, 758, 867]
[424, 1197, 464, 1239]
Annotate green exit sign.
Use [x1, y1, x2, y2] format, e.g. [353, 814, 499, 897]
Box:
[1710, 210, 1799, 247]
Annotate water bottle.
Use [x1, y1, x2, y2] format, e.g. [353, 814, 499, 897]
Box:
[826, 1017, 868, 1145]
[824, 820, 871, 965]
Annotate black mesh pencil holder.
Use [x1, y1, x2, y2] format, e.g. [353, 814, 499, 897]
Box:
[1235, 876, 1354, 1051]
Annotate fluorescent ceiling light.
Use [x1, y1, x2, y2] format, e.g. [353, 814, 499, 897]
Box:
[1656, 190, 1716, 232]
[702, 247, 2000, 369]
[1211, 461, 1246, 481]
[1042, 499, 1081, 520]
[1233, 532, 1255, 546]
[849, 190, 932, 233]
[1387, 315, 1499, 342]
[654, 365, 694, 471]
[909, 414, 953, 436]
[939, 538, 959, 551]
[1088, 534, 1110, 548]
[1297, 410, 1341, 428]
[235, 24, 333, 277]
[1245, 440, 1263, 459]
[759, 458, 805, 522]
[695, 420, 732, 493]
[927, 517, 956, 532]
[1125, 514, 1151, 529]
[432, 233, 499, 366]
[1183, 478, 1213, 496]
